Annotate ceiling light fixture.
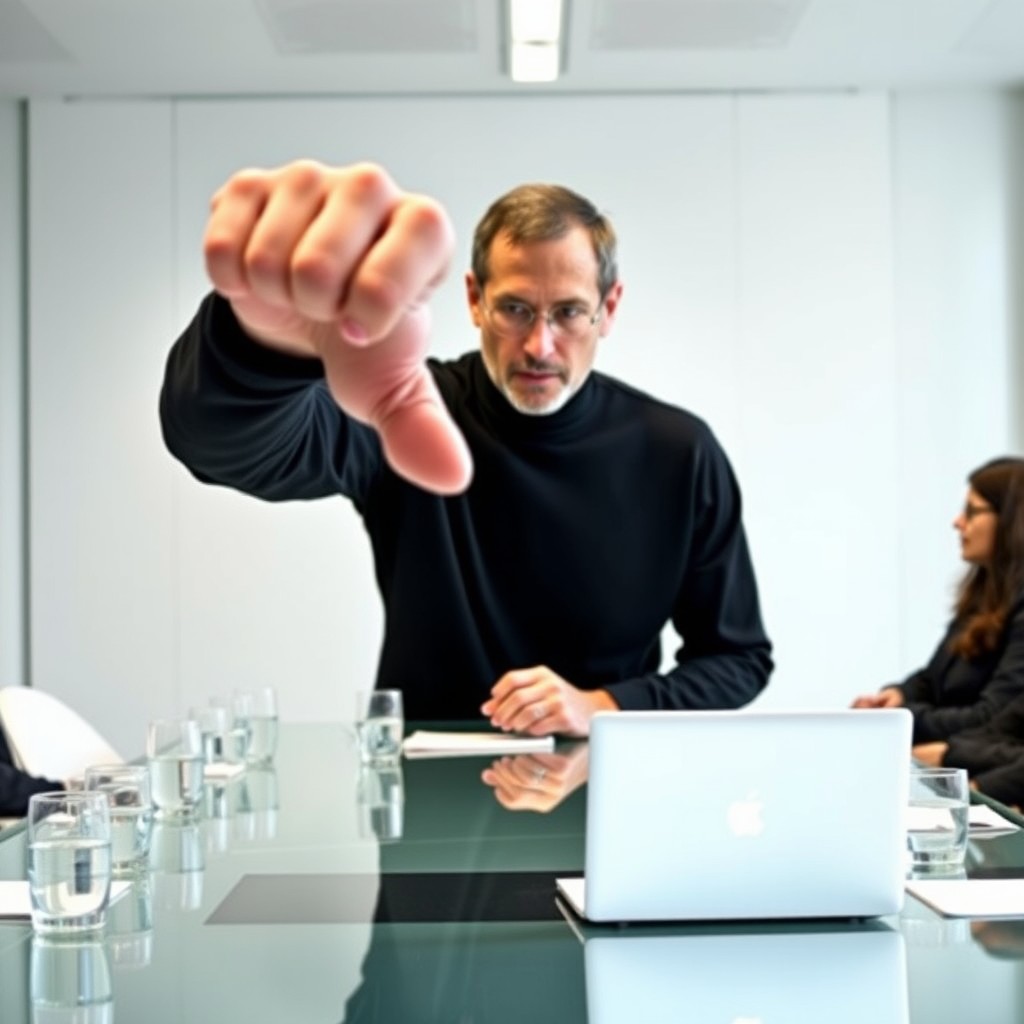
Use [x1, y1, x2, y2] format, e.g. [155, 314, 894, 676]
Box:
[508, 0, 564, 84]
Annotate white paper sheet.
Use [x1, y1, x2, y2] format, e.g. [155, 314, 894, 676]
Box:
[203, 761, 245, 782]
[906, 804, 1020, 838]
[0, 879, 131, 920]
[968, 804, 1021, 837]
[402, 730, 556, 758]
[906, 879, 1024, 918]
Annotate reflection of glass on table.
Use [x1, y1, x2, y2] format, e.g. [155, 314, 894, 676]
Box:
[234, 766, 279, 842]
[150, 819, 204, 911]
[357, 762, 405, 842]
[30, 935, 113, 1023]
[105, 871, 154, 970]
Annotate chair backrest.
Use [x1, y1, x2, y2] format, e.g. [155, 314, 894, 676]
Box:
[0, 686, 124, 782]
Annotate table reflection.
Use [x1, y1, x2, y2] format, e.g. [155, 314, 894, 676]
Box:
[571, 922, 909, 1024]
[30, 935, 113, 1024]
[234, 765, 278, 842]
[105, 871, 153, 970]
[340, 922, 586, 1023]
[481, 743, 589, 814]
[150, 819, 204, 911]
[356, 762, 405, 843]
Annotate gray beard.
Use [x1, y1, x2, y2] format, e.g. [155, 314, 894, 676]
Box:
[482, 355, 579, 416]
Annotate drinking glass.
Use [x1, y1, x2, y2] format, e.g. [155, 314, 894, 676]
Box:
[356, 689, 404, 764]
[907, 766, 970, 871]
[146, 718, 204, 818]
[233, 686, 279, 765]
[191, 704, 239, 766]
[83, 764, 153, 874]
[27, 792, 112, 935]
[209, 696, 251, 762]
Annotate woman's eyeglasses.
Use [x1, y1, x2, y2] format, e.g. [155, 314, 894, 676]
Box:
[963, 502, 996, 521]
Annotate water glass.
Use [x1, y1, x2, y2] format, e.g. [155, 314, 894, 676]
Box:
[83, 764, 153, 874]
[191, 704, 239, 766]
[31, 935, 113, 1023]
[907, 766, 969, 871]
[206, 696, 250, 762]
[233, 686, 279, 765]
[27, 792, 112, 935]
[356, 689, 404, 764]
[146, 718, 204, 818]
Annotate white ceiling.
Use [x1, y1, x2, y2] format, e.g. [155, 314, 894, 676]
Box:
[2, 0, 1024, 99]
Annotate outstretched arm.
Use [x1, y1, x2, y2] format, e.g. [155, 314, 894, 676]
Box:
[163, 160, 472, 496]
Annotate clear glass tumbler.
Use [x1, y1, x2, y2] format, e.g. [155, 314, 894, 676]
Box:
[27, 791, 112, 935]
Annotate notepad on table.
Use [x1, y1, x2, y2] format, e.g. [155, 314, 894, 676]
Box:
[968, 804, 1021, 837]
[402, 731, 555, 759]
[0, 880, 131, 920]
[906, 879, 1024, 919]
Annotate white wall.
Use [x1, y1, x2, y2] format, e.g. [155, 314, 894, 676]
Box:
[892, 91, 1020, 658]
[0, 101, 25, 690]
[28, 102, 179, 751]
[24, 91, 1023, 755]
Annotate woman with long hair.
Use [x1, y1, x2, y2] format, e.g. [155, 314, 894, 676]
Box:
[852, 456, 1024, 749]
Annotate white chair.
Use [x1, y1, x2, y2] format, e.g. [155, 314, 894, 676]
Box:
[0, 685, 124, 782]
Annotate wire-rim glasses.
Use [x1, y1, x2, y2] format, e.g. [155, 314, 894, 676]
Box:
[481, 296, 603, 340]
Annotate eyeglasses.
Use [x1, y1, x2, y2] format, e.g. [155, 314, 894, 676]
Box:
[963, 502, 996, 521]
[481, 297, 603, 340]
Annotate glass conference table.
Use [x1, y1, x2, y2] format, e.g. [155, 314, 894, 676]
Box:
[3, 721, 1024, 1022]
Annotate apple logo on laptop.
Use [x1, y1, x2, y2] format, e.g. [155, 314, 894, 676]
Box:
[726, 791, 765, 837]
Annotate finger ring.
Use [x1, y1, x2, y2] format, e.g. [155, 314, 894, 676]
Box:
[533, 767, 547, 783]
[532, 704, 545, 721]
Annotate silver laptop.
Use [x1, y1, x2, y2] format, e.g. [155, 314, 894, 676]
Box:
[559, 912, 909, 1024]
[556, 708, 912, 922]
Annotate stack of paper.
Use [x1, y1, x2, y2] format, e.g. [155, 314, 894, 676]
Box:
[402, 731, 555, 759]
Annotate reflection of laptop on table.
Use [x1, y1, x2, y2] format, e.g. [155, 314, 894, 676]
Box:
[561, 913, 909, 1024]
[557, 708, 912, 922]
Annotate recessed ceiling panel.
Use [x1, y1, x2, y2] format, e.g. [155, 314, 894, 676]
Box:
[590, 0, 811, 50]
[956, 0, 1024, 57]
[0, 0, 71, 61]
[257, 0, 478, 54]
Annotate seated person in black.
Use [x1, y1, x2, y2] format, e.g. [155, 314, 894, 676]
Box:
[0, 727, 62, 818]
[852, 457, 1024, 747]
[160, 161, 773, 734]
[911, 690, 1024, 809]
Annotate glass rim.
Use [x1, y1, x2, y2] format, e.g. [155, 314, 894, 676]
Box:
[84, 763, 147, 777]
[28, 789, 109, 805]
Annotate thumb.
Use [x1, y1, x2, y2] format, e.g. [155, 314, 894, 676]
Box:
[319, 307, 473, 495]
[376, 372, 473, 495]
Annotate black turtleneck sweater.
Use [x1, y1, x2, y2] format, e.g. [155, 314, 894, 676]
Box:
[160, 294, 772, 720]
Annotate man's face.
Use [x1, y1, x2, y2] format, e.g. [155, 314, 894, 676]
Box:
[466, 226, 622, 415]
